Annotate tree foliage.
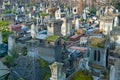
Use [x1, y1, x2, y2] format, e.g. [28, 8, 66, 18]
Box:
[2, 31, 12, 43]
[89, 6, 96, 14]
[2, 10, 12, 14]
[23, 47, 28, 56]
[113, 2, 120, 11]
[0, 21, 9, 30]
[0, 21, 12, 43]
[3, 55, 14, 68]
[69, 70, 93, 80]
[39, 12, 49, 18]
[36, 58, 51, 80]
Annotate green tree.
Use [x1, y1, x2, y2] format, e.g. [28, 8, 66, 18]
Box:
[0, 21, 13, 43]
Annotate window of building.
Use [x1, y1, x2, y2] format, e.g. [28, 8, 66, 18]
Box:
[98, 50, 100, 61]
[57, 15, 59, 18]
[74, 9, 76, 12]
[94, 50, 97, 61]
[57, 40, 60, 45]
[49, 23, 52, 27]
[87, 49, 90, 57]
[40, 40, 43, 43]
[48, 41, 50, 44]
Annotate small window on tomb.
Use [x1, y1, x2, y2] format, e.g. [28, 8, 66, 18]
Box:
[48, 41, 50, 44]
[40, 40, 43, 43]
[49, 23, 52, 27]
[57, 40, 60, 45]
[74, 9, 76, 12]
[98, 50, 100, 61]
[94, 50, 97, 61]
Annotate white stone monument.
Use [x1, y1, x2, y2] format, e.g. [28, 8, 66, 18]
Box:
[83, 9, 87, 20]
[104, 6, 108, 15]
[75, 18, 79, 30]
[29, 13, 32, 19]
[15, 15, 18, 21]
[61, 18, 72, 36]
[0, 32, 2, 44]
[49, 62, 66, 80]
[21, 6, 25, 12]
[55, 6, 61, 19]
[55, 6, 66, 19]
[8, 35, 15, 56]
[31, 24, 37, 39]
[116, 9, 118, 13]
[33, 6, 36, 11]
[114, 16, 119, 27]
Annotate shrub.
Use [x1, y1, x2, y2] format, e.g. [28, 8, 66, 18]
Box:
[23, 47, 28, 56]
[3, 55, 14, 68]
[89, 6, 96, 14]
[69, 70, 93, 80]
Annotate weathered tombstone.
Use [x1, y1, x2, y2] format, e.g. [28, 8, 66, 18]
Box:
[79, 58, 89, 70]
[49, 62, 66, 80]
[61, 17, 72, 36]
[47, 19, 63, 36]
[33, 6, 36, 11]
[8, 35, 15, 56]
[114, 16, 119, 27]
